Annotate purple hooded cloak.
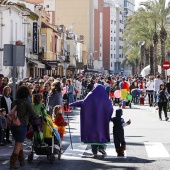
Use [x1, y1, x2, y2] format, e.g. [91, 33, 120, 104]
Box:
[70, 84, 113, 144]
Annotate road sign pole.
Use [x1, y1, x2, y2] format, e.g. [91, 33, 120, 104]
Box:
[12, 46, 16, 100]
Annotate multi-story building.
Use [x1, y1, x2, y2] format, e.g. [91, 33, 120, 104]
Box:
[103, 2, 124, 75]
[103, 0, 134, 75]
[55, 0, 104, 72]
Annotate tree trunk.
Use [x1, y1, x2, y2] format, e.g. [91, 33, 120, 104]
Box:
[160, 27, 167, 80]
[132, 65, 135, 75]
[153, 31, 158, 76]
[145, 48, 150, 66]
[141, 45, 145, 68]
[150, 45, 154, 76]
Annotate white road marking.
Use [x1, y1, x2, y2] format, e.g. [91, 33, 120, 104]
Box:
[144, 142, 170, 158]
[62, 143, 87, 159]
[1, 160, 9, 164]
[105, 144, 127, 159]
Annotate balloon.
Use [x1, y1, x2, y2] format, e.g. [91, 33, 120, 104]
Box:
[114, 90, 120, 98]
[126, 94, 132, 101]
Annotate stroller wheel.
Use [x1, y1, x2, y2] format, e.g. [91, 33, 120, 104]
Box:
[28, 153, 33, 163]
[50, 154, 55, 164]
[47, 154, 50, 160]
[58, 149, 61, 160]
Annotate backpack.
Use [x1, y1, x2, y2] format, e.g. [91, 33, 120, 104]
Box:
[7, 105, 21, 126]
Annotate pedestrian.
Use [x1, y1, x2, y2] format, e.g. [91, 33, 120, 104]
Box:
[154, 75, 163, 105]
[42, 81, 51, 106]
[10, 86, 38, 169]
[119, 77, 130, 108]
[66, 79, 74, 104]
[157, 84, 169, 121]
[32, 94, 47, 146]
[46, 81, 63, 116]
[146, 77, 154, 107]
[0, 86, 13, 144]
[0, 108, 7, 146]
[53, 105, 68, 140]
[110, 109, 131, 156]
[70, 84, 113, 157]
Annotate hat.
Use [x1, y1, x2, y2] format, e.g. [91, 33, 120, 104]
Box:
[116, 109, 123, 117]
[122, 77, 126, 81]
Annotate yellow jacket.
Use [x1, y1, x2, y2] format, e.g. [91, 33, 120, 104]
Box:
[42, 114, 54, 138]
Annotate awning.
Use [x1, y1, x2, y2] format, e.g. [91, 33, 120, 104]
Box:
[27, 60, 45, 69]
[76, 62, 84, 69]
[43, 60, 58, 70]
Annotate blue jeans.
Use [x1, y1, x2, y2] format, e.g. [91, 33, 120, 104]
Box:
[0, 129, 5, 143]
[154, 91, 158, 104]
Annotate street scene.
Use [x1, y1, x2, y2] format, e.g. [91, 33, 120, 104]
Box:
[1, 105, 170, 170]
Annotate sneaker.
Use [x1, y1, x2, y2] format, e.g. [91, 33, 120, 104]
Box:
[98, 149, 106, 155]
[93, 154, 97, 158]
[166, 117, 169, 121]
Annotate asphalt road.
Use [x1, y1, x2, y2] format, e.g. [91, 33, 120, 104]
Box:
[1, 104, 170, 170]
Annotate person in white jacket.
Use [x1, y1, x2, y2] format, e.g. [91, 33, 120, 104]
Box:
[146, 77, 154, 107]
[75, 77, 82, 100]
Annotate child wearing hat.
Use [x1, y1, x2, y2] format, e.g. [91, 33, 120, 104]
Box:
[0, 108, 7, 146]
[110, 109, 131, 156]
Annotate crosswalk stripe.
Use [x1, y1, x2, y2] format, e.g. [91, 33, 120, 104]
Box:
[62, 143, 87, 159]
[144, 142, 170, 158]
[105, 144, 127, 159]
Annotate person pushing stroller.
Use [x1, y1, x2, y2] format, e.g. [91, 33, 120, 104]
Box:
[110, 109, 131, 156]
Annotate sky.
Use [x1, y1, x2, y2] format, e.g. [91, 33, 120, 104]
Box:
[135, 0, 148, 10]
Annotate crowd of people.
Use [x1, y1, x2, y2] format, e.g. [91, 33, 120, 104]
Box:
[0, 73, 170, 168]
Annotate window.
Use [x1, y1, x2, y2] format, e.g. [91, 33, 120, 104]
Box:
[111, 54, 113, 58]
[114, 37, 116, 42]
[111, 45, 113, 50]
[41, 34, 47, 52]
[114, 21, 116, 25]
[46, 5, 49, 8]
[114, 54, 116, 58]
[119, 54, 121, 58]
[111, 62, 112, 67]
[111, 37, 113, 41]
[111, 20, 113, 24]
[50, 35, 52, 52]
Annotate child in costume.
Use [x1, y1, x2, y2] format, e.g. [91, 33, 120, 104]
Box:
[32, 94, 47, 146]
[53, 105, 68, 140]
[119, 77, 130, 108]
[110, 109, 131, 156]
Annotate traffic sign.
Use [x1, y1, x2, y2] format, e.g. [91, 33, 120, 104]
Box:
[162, 61, 170, 70]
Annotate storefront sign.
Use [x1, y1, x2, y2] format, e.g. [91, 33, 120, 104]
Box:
[33, 22, 38, 54]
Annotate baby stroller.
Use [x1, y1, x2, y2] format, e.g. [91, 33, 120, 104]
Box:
[27, 118, 61, 164]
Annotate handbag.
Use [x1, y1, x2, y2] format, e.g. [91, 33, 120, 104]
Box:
[63, 93, 68, 100]
[7, 105, 21, 126]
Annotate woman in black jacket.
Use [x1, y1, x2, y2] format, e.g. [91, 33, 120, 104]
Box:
[157, 83, 169, 121]
[0, 86, 13, 144]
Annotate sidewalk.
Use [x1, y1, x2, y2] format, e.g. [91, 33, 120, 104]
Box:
[0, 140, 31, 160]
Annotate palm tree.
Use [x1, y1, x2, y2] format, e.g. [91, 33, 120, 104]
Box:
[123, 8, 155, 75]
[141, 0, 170, 79]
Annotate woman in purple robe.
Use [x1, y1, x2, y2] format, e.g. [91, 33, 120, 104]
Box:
[70, 84, 113, 156]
